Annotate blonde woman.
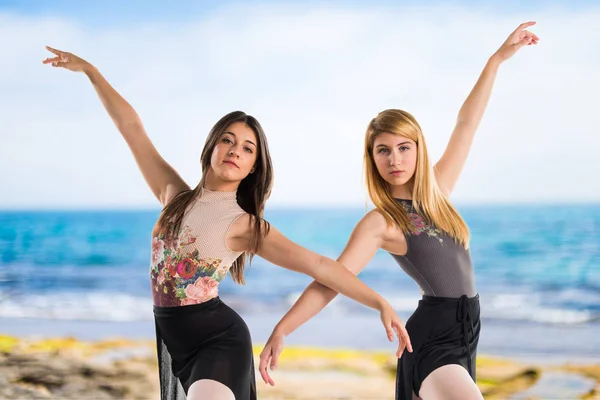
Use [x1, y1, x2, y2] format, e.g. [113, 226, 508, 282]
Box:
[259, 22, 538, 400]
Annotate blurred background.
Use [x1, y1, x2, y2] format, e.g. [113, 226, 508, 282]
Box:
[1, 0, 599, 398]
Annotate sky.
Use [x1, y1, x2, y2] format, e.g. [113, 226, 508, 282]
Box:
[1, 0, 599, 208]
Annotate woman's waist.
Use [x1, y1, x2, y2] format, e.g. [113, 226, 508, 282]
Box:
[421, 293, 480, 304]
[413, 293, 481, 321]
[154, 296, 250, 348]
[153, 296, 222, 316]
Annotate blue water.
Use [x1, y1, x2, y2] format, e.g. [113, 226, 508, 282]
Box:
[0, 205, 599, 326]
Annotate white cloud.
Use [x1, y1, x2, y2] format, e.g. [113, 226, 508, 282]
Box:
[1, 3, 599, 208]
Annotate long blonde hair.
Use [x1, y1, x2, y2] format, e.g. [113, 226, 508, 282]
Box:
[364, 109, 470, 247]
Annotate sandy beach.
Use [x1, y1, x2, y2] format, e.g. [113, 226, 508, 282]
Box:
[1, 333, 598, 400]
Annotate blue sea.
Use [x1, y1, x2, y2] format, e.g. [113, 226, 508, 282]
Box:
[1, 204, 599, 358]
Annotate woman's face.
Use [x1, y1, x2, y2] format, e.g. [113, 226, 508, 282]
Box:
[210, 122, 258, 182]
[372, 132, 417, 186]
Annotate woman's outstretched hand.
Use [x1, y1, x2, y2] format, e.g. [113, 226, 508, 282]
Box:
[494, 21, 539, 62]
[380, 302, 413, 358]
[259, 330, 285, 386]
[42, 46, 93, 73]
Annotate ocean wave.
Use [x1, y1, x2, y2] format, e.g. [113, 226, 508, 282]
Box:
[0, 290, 598, 325]
[485, 293, 596, 324]
[0, 292, 153, 321]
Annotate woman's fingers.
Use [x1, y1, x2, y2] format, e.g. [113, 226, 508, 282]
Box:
[42, 57, 61, 64]
[386, 322, 395, 342]
[394, 320, 412, 353]
[259, 348, 273, 384]
[271, 345, 283, 371]
[45, 46, 65, 56]
[396, 339, 406, 358]
[514, 21, 536, 36]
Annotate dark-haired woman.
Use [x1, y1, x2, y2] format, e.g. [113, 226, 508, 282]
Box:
[43, 47, 412, 400]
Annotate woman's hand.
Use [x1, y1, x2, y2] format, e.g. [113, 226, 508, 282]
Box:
[380, 301, 413, 358]
[493, 21, 539, 63]
[42, 46, 94, 73]
[258, 330, 285, 386]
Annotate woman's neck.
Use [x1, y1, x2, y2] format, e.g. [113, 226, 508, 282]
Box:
[390, 182, 414, 200]
[203, 170, 239, 192]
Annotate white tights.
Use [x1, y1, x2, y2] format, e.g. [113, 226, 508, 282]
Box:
[415, 364, 483, 400]
[187, 379, 235, 400]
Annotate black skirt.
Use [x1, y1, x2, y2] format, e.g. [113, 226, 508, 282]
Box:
[153, 297, 256, 400]
[396, 294, 481, 400]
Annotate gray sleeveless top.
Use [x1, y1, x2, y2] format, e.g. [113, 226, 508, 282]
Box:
[389, 200, 476, 298]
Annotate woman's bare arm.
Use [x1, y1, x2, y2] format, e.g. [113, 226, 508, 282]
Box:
[43, 46, 189, 206]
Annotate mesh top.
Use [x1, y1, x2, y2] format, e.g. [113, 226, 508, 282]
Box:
[149, 187, 246, 307]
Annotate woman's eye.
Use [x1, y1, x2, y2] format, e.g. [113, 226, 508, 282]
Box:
[377, 148, 389, 154]
[244, 147, 253, 153]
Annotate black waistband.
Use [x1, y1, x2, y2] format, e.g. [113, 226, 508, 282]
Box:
[421, 293, 479, 303]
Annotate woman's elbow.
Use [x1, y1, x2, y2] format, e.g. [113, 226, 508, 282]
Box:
[308, 255, 336, 283]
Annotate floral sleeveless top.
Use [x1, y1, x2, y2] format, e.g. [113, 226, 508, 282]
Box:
[149, 187, 246, 307]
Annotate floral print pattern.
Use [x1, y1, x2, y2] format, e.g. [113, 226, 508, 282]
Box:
[400, 201, 445, 245]
[150, 225, 227, 307]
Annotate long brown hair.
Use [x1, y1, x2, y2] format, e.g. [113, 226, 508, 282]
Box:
[156, 111, 273, 284]
[364, 109, 470, 247]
